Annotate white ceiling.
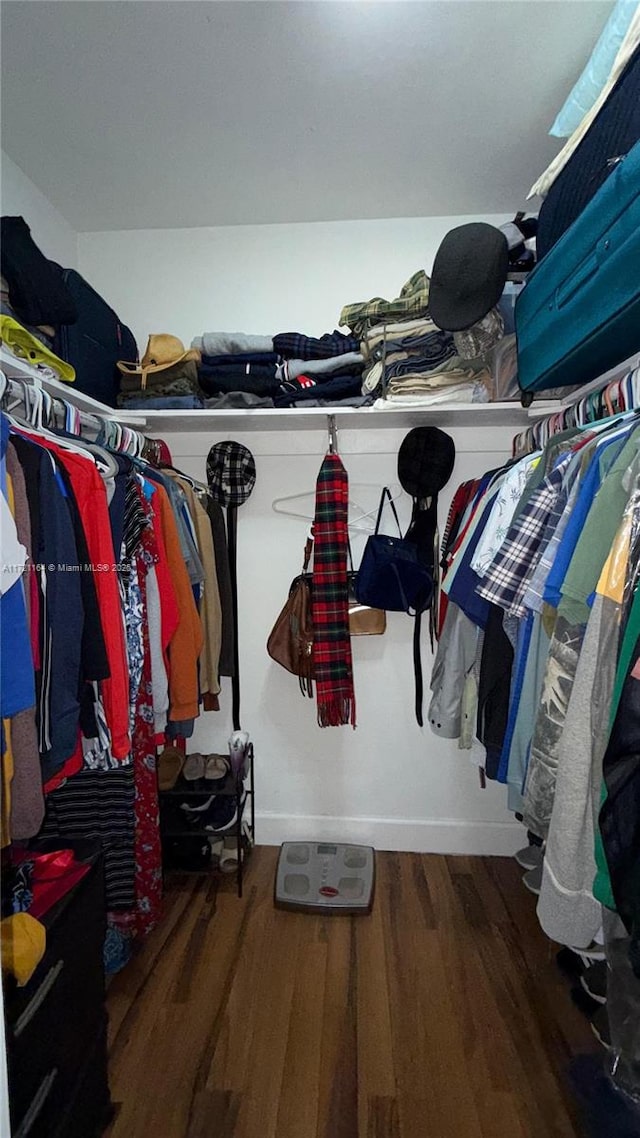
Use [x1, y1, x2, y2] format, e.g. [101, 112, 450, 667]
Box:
[1, 0, 612, 232]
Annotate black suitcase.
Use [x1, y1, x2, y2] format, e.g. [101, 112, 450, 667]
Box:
[537, 44, 640, 260]
[54, 270, 137, 407]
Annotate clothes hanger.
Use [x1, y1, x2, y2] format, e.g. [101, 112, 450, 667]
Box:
[162, 464, 210, 494]
[272, 482, 405, 533]
[273, 412, 404, 531]
[10, 379, 101, 464]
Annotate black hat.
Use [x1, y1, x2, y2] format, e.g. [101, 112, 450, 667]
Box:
[429, 223, 509, 332]
[397, 427, 455, 500]
[206, 441, 256, 506]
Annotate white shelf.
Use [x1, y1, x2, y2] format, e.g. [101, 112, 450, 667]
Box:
[527, 400, 562, 420]
[135, 401, 543, 433]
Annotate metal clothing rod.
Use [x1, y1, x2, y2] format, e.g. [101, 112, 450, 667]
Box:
[1, 371, 103, 430]
[559, 350, 640, 408]
[0, 370, 151, 458]
[512, 364, 640, 457]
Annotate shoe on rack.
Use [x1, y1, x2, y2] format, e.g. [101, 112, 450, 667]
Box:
[180, 794, 217, 818]
[204, 754, 230, 787]
[219, 824, 252, 874]
[157, 746, 185, 791]
[581, 961, 608, 1005]
[590, 1006, 613, 1051]
[182, 795, 238, 835]
[523, 864, 543, 896]
[514, 844, 544, 871]
[220, 838, 239, 875]
[183, 753, 206, 782]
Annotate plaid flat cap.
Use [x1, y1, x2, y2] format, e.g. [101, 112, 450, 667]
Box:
[206, 441, 256, 506]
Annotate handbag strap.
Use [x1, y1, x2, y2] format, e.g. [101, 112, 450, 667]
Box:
[302, 536, 313, 572]
[374, 486, 402, 538]
[414, 614, 424, 727]
[227, 504, 241, 732]
[310, 529, 356, 575]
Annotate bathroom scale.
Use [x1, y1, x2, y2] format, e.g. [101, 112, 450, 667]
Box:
[274, 842, 375, 914]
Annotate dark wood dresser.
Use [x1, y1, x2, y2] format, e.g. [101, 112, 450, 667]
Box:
[3, 846, 112, 1137]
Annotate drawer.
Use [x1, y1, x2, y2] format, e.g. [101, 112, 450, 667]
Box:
[11, 1015, 110, 1138]
[5, 862, 105, 1029]
[7, 966, 105, 1128]
[52, 1023, 112, 1138]
[6, 866, 107, 1127]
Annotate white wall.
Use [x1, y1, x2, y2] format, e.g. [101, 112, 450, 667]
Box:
[170, 423, 520, 856]
[1, 150, 78, 268]
[78, 213, 507, 348]
[78, 211, 521, 855]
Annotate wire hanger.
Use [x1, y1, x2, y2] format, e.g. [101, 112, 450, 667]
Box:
[273, 483, 405, 532]
[273, 413, 404, 532]
[513, 365, 640, 457]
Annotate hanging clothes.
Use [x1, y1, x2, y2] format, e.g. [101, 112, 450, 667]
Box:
[429, 400, 640, 979]
[0, 399, 228, 963]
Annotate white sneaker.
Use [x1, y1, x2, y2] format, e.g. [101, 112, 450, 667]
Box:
[220, 822, 252, 874]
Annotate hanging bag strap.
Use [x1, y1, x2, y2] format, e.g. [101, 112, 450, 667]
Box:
[374, 486, 402, 537]
[227, 504, 241, 732]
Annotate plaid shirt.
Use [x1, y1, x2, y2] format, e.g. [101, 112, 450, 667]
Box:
[476, 454, 572, 617]
[273, 330, 358, 360]
[339, 271, 430, 335]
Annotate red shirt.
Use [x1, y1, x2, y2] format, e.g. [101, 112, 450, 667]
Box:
[15, 430, 131, 760]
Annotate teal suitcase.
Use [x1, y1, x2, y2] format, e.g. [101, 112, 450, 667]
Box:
[516, 139, 640, 394]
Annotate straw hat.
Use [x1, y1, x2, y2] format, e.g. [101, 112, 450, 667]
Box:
[117, 333, 201, 382]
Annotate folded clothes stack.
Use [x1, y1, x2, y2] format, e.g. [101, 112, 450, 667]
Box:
[340, 269, 430, 339]
[189, 328, 369, 408]
[339, 270, 490, 407]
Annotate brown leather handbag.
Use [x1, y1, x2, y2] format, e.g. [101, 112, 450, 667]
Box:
[267, 540, 315, 696]
[268, 539, 386, 694]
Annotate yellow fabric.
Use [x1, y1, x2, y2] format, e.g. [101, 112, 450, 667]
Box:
[596, 508, 633, 604]
[0, 314, 75, 383]
[1, 719, 14, 849]
[1, 913, 46, 986]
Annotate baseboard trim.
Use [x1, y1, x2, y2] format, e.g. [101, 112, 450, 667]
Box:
[255, 812, 523, 856]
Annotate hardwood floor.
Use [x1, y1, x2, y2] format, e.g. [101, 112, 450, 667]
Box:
[105, 848, 597, 1138]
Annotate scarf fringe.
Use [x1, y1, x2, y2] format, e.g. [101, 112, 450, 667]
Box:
[317, 697, 357, 729]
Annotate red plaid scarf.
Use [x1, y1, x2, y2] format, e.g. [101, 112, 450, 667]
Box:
[312, 453, 356, 727]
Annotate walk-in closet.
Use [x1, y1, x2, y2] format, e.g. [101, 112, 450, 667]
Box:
[1, 2, 640, 1136]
